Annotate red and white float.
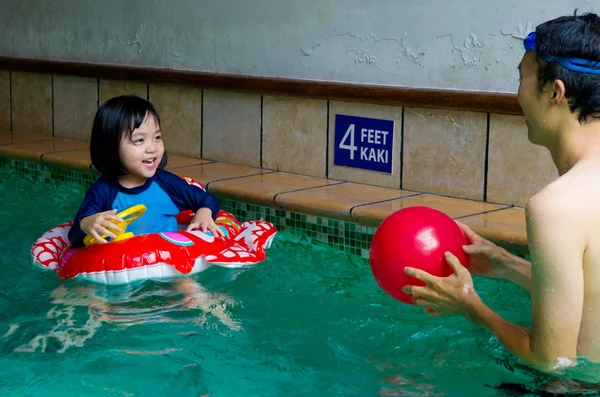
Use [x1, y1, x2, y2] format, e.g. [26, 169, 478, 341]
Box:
[30, 177, 277, 285]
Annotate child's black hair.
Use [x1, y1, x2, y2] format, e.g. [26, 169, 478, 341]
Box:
[90, 95, 168, 178]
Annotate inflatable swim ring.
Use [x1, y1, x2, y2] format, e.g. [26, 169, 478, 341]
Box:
[31, 177, 278, 285]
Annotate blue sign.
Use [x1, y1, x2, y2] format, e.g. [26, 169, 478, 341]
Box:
[334, 114, 394, 174]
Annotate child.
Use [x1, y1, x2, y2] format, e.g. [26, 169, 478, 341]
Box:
[68, 95, 224, 247]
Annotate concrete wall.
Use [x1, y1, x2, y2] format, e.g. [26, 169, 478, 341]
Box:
[0, 0, 595, 92]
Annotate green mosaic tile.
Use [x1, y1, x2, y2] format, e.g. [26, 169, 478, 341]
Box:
[0, 156, 97, 187]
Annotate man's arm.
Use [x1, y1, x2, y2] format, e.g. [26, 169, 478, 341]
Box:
[467, 196, 584, 367]
[491, 250, 533, 292]
[457, 222, 532, 292]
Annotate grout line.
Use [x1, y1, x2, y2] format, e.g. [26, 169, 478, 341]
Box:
[348, 192, 423, 217]
[400, 106, 405, 189]
[453, 205, 515, 220]
[9, 70, 13, 131]
[1, 137, 53, 148]
[166, 160, 215, 170]
[260, 94, 263, 168]
[402, 189, 523, 207]
[273, 181, 347, 203]
[40, 147, 89, 156]
[40, 147, 91, 165]
[204, 170, 276, 190]
[51, 75, 55, 137]
[272, 181, 347, 208]
[483, 113, 490, 201]
[200, 89, 204, 159]
[325, 100, 330, 178]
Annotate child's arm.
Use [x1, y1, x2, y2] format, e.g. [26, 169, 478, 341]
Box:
[68, 179, 119, 247]
[79, 209, 124, 244]
[155, 171, 221, 219]
[186, 207, 225, 236]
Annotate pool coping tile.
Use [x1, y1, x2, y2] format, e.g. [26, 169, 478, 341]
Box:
[275, 182, 420, 222]
[170, 162, 269, 189]
[0, 138, 89, 162]
[0, 130, 58, 146]
[0, 130, 11, 146]
[41, 148, 93, 171]
[209, 172, 342, 207]
[352, 194, 509, 225]
[165, 155, 210, 169]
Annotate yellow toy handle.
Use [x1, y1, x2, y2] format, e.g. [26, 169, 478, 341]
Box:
[83, 204, 147, 247]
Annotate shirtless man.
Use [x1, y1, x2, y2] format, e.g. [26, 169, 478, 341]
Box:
[402, 12, 600, 371]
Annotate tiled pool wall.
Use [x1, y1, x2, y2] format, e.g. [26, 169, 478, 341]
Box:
[0, 69, 554, 264]
[1, 157, 377, 258]
[0, 70, 558, 209]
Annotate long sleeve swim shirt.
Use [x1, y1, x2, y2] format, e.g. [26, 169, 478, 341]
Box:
[68, 170, 220, 247]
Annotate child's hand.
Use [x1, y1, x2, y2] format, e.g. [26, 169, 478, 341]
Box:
[80, 209, 123, 244]
[186, 208, 225, 237]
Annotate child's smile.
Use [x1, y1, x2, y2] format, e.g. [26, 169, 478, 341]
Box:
[118, 113, 164, 188]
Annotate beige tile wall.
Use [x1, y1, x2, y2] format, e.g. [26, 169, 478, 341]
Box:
[11, 72, 52, 135]
[99, 80, 148, 105]
[487, 114, 558, 206]
[202, 89, 261, 167]
[0, 70, 10, 130]
[149, 83, 202, 158]
[262, 95, 328, 178]
[3, 70, 558, 207]
[53, 75, 98, 141]
[403, 107, 488, 200]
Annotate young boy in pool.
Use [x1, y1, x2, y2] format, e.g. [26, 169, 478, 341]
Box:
[68, 95, 224, 247]
[402, 12, 600, 372]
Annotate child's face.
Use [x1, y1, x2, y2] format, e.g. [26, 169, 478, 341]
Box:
[118, 113, 164, 186]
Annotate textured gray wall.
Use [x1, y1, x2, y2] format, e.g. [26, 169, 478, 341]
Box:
[0, 0, 596, 92]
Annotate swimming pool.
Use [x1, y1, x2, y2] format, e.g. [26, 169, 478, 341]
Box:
[0, 163, 587, 396]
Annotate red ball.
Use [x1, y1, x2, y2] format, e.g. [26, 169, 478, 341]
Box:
[369, 206, 469, 304]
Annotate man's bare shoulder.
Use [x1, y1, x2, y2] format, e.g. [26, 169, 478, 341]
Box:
[526, 178, 570, 216]
[527, 168, 600, 228]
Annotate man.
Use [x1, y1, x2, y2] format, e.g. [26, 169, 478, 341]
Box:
[403, 11, 600, 372]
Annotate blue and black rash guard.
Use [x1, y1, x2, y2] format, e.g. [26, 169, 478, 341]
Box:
[68, 170, 220, 247]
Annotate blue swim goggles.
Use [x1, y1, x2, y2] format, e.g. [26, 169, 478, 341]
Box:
[524, 31, 600, 75]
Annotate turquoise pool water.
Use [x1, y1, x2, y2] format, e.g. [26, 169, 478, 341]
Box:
[0, 165, 595, 396]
